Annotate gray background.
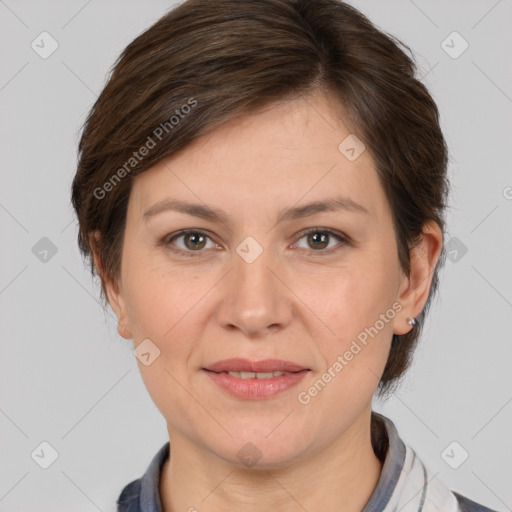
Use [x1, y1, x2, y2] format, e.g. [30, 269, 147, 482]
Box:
[1, 0, 511, 511]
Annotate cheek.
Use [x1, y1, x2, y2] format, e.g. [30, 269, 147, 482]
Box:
[122, 255, 209, 342]
[293, 254, 399, 388]
[121, 262, 207, 419]
[296, 256, 399, 337]
[294, 274, 396, 415]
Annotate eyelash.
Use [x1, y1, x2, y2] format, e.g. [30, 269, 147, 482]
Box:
[162, 228, 350, 258]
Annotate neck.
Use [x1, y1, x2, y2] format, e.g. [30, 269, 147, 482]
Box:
[160, 408, 383, 512]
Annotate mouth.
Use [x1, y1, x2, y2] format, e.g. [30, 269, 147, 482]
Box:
[207, 370, 298, 380]
[203, 357, 310, 374]
[202, 358, 310, 399]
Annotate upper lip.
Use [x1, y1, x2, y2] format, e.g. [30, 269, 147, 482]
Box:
[204, 358, 309, 373]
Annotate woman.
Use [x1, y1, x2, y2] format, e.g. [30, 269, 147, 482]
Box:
[71, 0, 498, 511]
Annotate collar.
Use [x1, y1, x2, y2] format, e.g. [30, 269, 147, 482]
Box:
[117, 412, 459, 512]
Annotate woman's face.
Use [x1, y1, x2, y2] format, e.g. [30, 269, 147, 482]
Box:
[107, 91, 422, 468]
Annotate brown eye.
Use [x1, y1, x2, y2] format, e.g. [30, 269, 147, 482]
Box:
[165, 230, 216, 256]
[306, 232, 330, 250]
[295, 229, 348, 254]
[182, 232, 207, 250]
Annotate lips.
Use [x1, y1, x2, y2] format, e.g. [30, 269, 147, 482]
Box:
[203, 358, 309, 374]
[203, 359, 310, 399]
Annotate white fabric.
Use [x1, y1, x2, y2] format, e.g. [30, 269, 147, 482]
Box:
[386, 444, 460, 512]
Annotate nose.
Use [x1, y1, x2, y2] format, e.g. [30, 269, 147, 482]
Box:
[216, 243, 293, 338]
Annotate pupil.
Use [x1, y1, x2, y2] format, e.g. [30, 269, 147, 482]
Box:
[309, 232, 328, 250]
[186, 233, 205, 250]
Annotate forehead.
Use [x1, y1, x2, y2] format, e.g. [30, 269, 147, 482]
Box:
[129, 91, 387, 222]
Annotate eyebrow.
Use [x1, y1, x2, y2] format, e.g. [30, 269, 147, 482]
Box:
[142, 196, 369, 225]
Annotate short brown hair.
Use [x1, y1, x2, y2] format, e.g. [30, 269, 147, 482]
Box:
[71, 0, 449, 396]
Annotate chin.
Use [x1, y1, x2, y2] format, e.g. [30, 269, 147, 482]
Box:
[209, 426, 310, 470]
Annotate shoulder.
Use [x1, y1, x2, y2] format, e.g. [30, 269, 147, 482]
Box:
[115, 441, 170, 512]
[116, 478, 142, 512]
[453, 492, 500, 512]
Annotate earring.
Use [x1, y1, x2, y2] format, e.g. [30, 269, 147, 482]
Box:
[407, 317, 417, 327]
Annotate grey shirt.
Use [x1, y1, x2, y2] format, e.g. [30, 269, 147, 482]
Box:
[116, 413, 497, 512]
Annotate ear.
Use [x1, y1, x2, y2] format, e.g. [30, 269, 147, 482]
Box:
[89, 231, 133, 339]
[394, 221, 443, 335]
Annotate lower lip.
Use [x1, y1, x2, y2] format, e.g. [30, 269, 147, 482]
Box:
[204, 370, 309, 399]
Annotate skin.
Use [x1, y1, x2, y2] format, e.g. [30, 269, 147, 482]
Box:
[94, 90, 442, 512]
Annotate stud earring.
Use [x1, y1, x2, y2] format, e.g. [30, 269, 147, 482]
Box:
[407, 317, 417, 327]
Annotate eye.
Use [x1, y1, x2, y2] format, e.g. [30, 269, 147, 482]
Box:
[294, 228, 348, 255]
[164, 230, 217, 256]
[163, 228, 349, 258]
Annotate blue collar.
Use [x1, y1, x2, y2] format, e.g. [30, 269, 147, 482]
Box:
[117, 413, 407, 512]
